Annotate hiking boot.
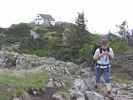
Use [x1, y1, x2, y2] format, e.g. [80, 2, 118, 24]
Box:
[104, 91, 114, 100]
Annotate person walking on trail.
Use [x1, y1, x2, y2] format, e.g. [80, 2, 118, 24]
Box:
[93, 38, 114, 97]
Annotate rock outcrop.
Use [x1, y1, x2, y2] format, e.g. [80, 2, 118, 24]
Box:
[0, 50, 133, 100]
[112, 53, 133, 79]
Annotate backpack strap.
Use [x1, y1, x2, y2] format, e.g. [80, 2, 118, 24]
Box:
[99, 48, 102, 54]
[107, 47, 110, 52]
[99, 47, 110, 54]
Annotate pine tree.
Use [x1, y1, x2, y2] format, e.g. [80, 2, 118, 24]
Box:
[75, 12, 86, 32]
[75, 12, 88, 47]
[117, 20, 128, 40]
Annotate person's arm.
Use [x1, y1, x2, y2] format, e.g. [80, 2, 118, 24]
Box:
[105, 48, 114, 59]
[109, 48, 114, 59]
[93, 49, 103, 60]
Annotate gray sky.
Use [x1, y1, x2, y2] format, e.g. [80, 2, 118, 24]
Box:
[0, 0, 133, 34]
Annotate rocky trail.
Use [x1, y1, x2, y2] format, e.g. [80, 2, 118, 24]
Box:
[70, 67, 133, 100]
[12, 67, 133, 100]
[0, 50, 133, 100]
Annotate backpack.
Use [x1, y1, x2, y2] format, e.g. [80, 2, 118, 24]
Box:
[92, 45, 100, 64]
[92, 44, 100, 56]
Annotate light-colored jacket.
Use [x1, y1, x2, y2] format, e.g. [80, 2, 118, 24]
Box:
[93, 48, 114, 65]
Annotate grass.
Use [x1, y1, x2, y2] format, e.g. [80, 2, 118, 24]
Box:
[0, 68, 48, 99]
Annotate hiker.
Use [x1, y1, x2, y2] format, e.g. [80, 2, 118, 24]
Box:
[93, 38, 114, 97]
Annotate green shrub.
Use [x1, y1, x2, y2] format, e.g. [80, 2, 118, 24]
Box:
[110, 40, 128, 53]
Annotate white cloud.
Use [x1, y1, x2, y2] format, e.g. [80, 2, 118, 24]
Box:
[0, 0, 133, 33]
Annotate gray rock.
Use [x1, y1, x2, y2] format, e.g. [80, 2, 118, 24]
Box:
[12, 97, 20, 100]
[20, 91, 32, 100]
[45, 78, 55, 88]
[85, 91, 104, 100]
[73, 78, 87, 92]
[70, 89, 85, 100]
[45, 57, 56, 64]
[52, 93, 65, 100]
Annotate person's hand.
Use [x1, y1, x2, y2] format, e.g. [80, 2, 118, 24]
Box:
[103, 51, 108, 55]
[99, 53, 104, 57]
[98, 53, 105, 59]
[103, 51, 110, 56]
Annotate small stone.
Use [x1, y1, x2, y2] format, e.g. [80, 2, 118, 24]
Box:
[52, 93, 64, 100]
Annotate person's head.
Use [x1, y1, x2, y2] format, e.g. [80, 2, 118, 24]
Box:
[100, 38, 109, 49]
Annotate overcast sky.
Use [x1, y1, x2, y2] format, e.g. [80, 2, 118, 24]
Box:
[0, 0, 133, 34]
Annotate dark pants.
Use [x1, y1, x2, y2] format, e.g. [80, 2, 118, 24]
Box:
[95, 66, 111, 83]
